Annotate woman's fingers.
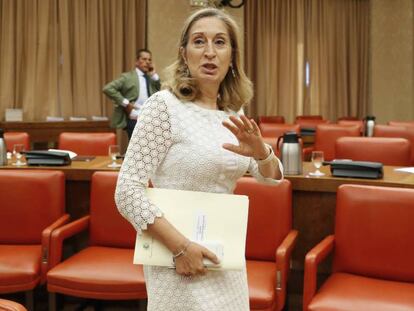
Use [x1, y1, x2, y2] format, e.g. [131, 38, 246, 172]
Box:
[228, 115, 245, 130]
[240, 115, 253, 131]
[202, 248, 220, 265]
[222, 120, 240, 136]
[250, 119, 261, 136]
[175, 243, 218, 276]
[222, 143, 242, 154]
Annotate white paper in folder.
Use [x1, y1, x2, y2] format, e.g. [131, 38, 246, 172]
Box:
[133, 188, 249, 270]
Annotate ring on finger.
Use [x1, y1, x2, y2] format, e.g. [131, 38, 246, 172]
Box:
[246, 128, 254, 134]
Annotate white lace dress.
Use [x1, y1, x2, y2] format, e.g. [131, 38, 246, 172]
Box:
[115, 90, 282, 311]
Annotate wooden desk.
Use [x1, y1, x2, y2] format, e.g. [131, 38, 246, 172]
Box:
[0, 121, 114, 148]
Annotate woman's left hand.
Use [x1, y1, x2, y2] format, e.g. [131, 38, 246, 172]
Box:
[222, 115, 269, 160]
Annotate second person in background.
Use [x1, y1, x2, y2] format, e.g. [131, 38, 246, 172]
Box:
[103, 49, 161, 140]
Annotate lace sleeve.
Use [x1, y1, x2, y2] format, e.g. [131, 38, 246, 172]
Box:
[248, 144, 284, 184]
[115, 93, 172, 234]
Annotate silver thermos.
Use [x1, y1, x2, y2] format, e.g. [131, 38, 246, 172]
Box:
[0, 129, 7, 166]
[277, 131, 302, 175]
[364, 116, 376, 137]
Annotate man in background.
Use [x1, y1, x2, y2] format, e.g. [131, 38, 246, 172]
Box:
[103, 49, 161, 140]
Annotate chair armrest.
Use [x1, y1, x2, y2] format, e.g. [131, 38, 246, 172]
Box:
[40, 214, 70, 284]
[303, 146, 314, 161]
[275, 230, 299, 311]
[48, 216, 90, 270]
[303, 235, 335, 311]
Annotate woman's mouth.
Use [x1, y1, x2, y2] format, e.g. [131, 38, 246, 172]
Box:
[201, 63, 218, 74]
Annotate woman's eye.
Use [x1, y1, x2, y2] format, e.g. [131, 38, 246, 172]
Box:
[194, 38, 205, 45]
[215, 39, 226, 46]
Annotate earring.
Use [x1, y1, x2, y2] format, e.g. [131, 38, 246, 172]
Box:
[230, 64, 236, 78]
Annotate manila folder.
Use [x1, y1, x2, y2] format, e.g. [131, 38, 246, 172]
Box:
[134, 188, 249, 270]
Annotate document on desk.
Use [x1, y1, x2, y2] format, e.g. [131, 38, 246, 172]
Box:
[133, 188, 249, 270]
[394, 167, 414, 174]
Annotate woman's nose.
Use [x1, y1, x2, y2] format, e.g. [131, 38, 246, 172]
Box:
[204, 42, 216, 58]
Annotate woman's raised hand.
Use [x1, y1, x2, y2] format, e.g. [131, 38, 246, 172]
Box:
[222, 115, 269, 160]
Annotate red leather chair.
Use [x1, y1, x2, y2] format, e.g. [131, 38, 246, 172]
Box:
[294, 119, 330, 132]
[303, 124, 361, 161]
[234, 178, 298, 311]
[335, 137, 411, 166]
[388, 120, 414, 128]
[4, 132, 30, 152]
[58, 132, 116, 156]
[259, 124, 300, 138]
[303, 184, 414, 311]
[295, 115, 323, 120]
[258, 116, 285, 124]
[337, 120, 364, 133]
[0, 299, 27, 311]
[47, 172, 146, 310]
[374, 125, 414, 165]
[0, 170, 68, 311]
[337, 116, 359, 121]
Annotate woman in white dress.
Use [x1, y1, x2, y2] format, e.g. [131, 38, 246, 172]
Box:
[115, 7, 283, 311]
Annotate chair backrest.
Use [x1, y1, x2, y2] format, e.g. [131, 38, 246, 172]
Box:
[259, 123, 300, 138]
[234, 177, 292, 261]
[314, 124, 361, 161]
[337, 116, 359, 121]
[258, 116, 285, 124]
[89, 171, 136, 248]
[295, 115, 323, 121]
[337, 120, 364, 133]
[335, 137, 411, 166]
[374, 125, 414, 165]
[294, 119, 330, 130]
[388, 121, 414, 128]
[0, 170, 65, 244]
[334, 185, 414, 282]
[58, 132, 116, 156]
[4, 132, 30, 152]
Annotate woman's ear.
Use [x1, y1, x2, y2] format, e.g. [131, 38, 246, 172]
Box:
[180, 47, 187, 64]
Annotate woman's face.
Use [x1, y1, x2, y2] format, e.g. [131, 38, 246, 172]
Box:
[182, 16, 232, 86]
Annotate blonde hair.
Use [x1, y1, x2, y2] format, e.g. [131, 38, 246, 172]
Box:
[163, 7, 253, 112]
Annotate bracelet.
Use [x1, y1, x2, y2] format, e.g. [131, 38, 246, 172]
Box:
[172, 241, 191, 260]
[255, 146, 276, 166]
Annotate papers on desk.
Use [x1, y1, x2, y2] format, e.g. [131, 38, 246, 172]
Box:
[5, 108, 23, 121]
[46, 116, 64, 122]
[48, 149, 77, 159]
[91, 116, 109, 121]
[394, 167, 414, 174]
[69, 116, 88, 121]
[134, 188, 249, 270]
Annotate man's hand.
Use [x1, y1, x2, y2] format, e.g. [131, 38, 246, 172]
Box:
[148, 63, 156, 76]
[124, 102, 135, 116]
